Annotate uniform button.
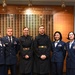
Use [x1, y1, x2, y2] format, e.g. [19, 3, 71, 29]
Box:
[10, 53, 11, 54]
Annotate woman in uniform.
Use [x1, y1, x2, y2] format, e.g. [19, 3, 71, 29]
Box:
[66, 32, 75, 75]
[51, 31, 66, 75]
[19, 27, 33, 75]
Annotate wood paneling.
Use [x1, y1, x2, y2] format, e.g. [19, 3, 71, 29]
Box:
[53, 6, 74, 72]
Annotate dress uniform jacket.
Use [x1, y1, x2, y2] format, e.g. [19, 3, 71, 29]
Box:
[66, 40, 75, 68]
[33, 34, 51, 74]
[19, 35, 33, 74]
[51, 41, 66, 75]
[66, 40, 75, 75]
[0, 38, 6, 75]
[2, 36, 19, 65]
[51, 41, 66, 62]
[0, 38, 5, 64]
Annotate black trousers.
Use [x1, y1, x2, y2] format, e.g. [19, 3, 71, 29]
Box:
[66, 68, 75, 75]
[5, 64, 16, 75]
[34, 73, 49, 75]
[0, 65, 5, 75]
[21, 73, 31, 75]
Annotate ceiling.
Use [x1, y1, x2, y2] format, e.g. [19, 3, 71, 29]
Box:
[0, 0, 75, 5]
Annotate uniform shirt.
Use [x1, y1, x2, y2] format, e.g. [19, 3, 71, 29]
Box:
[54, 40, 60, 47]
[69, 40, 74, 49]
[0, 38, 5, 64]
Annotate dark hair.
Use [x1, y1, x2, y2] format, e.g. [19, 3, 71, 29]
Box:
[23, 27, 29, 30]
[39, 25, 45, 28]
[54, 31, 62, 41]
[67, 31, 75, 40]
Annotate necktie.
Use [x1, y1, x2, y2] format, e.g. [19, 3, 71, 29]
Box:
[9, 37, 11, 43]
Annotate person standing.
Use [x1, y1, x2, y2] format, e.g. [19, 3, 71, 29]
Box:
[51, 31, 66, 75]
[33, 25, 51, 75]
[0, 34, 6, 75]
[19, 27, 33, 75]
[2, 27, 19, 75]
[66, 32, 75, 75]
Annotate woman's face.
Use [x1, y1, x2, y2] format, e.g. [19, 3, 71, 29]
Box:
[23, 28, 29, 36]
[54, 33, 60, 41]
[69, 32, 74, 40]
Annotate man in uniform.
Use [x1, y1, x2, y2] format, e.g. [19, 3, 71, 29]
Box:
[33, 25, 51, 75]
[2, 27, 19, 75]
[0, 34, 6, 75]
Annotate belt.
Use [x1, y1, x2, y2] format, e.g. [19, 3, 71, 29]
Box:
[23, 48, 30, 50]
[38, 46, 47, 48]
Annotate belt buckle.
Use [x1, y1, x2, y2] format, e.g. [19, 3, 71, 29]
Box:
[23, 48, 29, 50]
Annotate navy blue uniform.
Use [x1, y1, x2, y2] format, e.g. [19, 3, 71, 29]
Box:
[19, 35, 33, 75]
[2, 36, 19, 75]
[66, 40, 75, 75]
[33, 34, 51, 75]
[0, 38, 6, 75]
[51, 41, 66, 75]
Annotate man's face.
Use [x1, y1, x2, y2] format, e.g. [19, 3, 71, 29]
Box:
[39, 26, 45, 34]
[7, 28, 13, 36]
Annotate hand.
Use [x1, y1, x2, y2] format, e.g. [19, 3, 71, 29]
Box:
[40, 55, 46, 60]
[25, 55, 29, 59]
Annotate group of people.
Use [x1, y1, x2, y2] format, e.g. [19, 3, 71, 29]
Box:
[0, 25, 75, 75]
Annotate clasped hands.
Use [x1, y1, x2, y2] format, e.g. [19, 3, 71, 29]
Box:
[40, 55, 46, 60]
[25, 55, 29, 59]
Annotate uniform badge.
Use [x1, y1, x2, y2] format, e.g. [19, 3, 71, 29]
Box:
[73, 46, 75, 49]
[3, 44, 5, 47]
[14, 41, 17, 44]
[64, 46, 66, 50]
[5, 43, 8, 45]
[58, 44, 62, 47]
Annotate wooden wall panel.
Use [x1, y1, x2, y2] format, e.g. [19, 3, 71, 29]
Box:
[53, 8, 74, 72]
[54, 12, 74, 42]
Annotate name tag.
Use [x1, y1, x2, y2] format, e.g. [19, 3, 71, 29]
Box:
[73, 46, 75, 49]
[3, 44, 5, 47]
[14, 41, 17, 44]
[58, 44, 62, 47]
[5, 43, 8, 45]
